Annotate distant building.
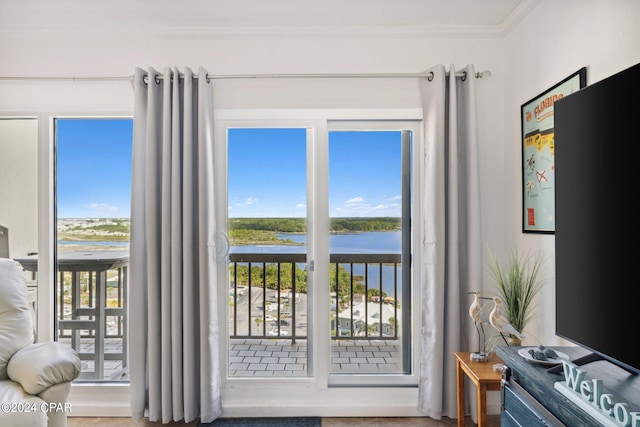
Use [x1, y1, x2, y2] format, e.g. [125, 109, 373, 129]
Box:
[336, 301, 399, 337]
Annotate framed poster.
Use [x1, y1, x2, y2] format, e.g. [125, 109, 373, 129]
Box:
[521, 67, 586, 233]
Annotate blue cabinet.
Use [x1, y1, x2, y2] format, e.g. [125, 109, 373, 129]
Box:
[497, 346, 640, 427]
[501, 371, 564, 426]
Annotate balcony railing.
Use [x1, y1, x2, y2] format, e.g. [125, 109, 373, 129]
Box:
[228, 252, 403, 342]
[17, 250, 403, 381]
[16, 251, 129, 381]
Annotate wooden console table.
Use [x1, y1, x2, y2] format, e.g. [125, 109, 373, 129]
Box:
[455, 351, 503, 427]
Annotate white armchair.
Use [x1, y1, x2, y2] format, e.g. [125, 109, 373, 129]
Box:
[0, 258, 81, 427]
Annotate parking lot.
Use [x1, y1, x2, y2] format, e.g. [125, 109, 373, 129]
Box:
[229, 286, 307, 338]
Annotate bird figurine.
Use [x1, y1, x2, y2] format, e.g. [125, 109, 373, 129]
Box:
[469, 291, 492, 323]
[468, 291, 493, 360]
[489, 296, 525, 345]
[468, 291, 480, 320]
[469, 291, 482, 322]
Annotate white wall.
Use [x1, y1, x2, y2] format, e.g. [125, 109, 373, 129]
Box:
[503, 0, 640, 345]
[0, 118, 38, 258]
[0, 29, 505, 109]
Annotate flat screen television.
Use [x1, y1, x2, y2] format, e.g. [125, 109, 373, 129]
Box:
[554, 61, 640, 375]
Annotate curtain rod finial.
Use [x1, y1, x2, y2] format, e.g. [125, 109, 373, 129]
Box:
[477, 70, 492, 80]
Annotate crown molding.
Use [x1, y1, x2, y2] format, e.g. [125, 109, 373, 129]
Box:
[500, 0, 540, 34]
[0, 23, 506, 40]
[0, 0, 538, 40]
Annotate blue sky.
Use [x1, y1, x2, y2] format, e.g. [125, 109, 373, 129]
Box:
[328, 130, 402, 218]
[228, 128, 402, 218]
[56, 121, 402, 218]
[56, 118, 133, 218]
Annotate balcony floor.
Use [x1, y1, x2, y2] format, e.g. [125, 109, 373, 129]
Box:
[230, 338, 402, 377]
[65, 338, 403, 381]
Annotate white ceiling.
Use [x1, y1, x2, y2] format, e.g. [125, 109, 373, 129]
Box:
[0, 0, 538, 35]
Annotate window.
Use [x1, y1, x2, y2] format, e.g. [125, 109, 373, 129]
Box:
[54, 118, 132, 382]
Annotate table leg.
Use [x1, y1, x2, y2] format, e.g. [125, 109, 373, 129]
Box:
[477, 383, 487, 427]
[457, 358, 465, 427]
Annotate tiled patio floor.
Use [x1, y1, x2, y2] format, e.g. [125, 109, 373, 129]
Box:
[64, 338, 402, 381]
[230, 338, 402, 376]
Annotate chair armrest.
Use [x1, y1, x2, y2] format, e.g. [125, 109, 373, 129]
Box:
[7, 342, 81, 395]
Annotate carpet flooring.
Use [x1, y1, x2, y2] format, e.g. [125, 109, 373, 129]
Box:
[201, 417, 322, 427]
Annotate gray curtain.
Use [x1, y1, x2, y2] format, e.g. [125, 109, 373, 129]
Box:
[129, 66, 222, 424]
[417, 64, 482, 420]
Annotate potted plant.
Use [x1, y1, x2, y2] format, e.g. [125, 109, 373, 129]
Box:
[488, 249, 545, 346]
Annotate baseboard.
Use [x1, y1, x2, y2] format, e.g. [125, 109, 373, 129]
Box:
[67, 383, 131, 417]
[65, 383, 501, 419]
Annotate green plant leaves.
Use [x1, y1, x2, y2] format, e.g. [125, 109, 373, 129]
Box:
[488, 249, 545, 336]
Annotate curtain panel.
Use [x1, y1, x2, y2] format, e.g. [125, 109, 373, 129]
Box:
[129, 66, 222, 424]
[417, 64, 482, 421]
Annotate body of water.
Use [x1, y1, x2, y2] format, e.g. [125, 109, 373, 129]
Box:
[59, 230, 401, 253]
[58, 241, 129, 247]
[231, 230, 401, 254]
[231, 230, 404, 296]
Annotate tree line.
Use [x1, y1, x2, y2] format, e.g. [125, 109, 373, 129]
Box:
[230, 262, 388, 303]
[230, 217, 400, 233]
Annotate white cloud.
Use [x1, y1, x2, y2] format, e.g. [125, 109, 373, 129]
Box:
[237, 197, 258, 207]
[374, 203, 400, 211]
[332, 195, 401, 217]
[345, 196, 364, 204]
[85, 203, 118, 213]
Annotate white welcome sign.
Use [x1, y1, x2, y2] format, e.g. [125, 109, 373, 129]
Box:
[554, 360, 640, 427]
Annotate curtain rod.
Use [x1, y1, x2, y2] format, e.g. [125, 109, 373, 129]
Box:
[0, 70, 491, 82]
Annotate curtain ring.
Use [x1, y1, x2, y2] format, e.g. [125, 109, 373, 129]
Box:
[206, 74, 211, 84]
[461, 71, 467, 81]
[427, 71, 434, 82]
[154, 74, 161, 85]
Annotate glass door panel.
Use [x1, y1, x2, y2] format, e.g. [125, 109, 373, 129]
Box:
[55, 118, 132, 381]
[227, 128, 309, 377]
[328, 130, 411, 376]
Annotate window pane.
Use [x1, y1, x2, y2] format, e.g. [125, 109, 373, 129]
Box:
[227, 128, 309, 377]
[328, 130, 409, 376]
[55, 118, 132, 382]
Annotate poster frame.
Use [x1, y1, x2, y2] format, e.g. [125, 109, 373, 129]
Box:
[521, 67, 587, 233]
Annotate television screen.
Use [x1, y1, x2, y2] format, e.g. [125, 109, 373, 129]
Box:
[554, 62, 640, 375]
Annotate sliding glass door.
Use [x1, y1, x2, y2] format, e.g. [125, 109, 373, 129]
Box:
[223, 118, 418, 387]
[227, 127, 310, 377]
